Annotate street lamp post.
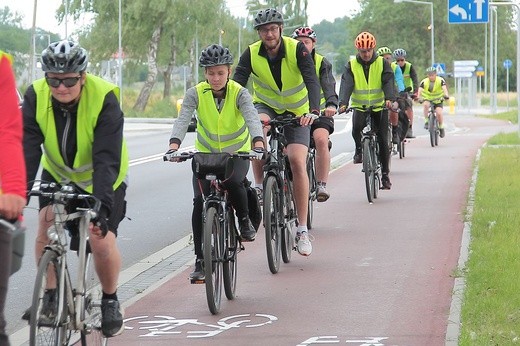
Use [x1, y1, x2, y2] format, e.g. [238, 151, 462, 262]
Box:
[394, 0, 434, 66]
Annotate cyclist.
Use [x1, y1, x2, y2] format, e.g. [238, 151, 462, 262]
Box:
[338, 32, 397, 190]
[291, 26, 338, 202]
[0, 50, 26, 346]
[417, 66, 450, 138]
[393, 48, 419, 138]
[233, 8, 321, 256]
[22, 40, 127, 337]
[167, 44, 265, 281]
[376, 46, 404, 145]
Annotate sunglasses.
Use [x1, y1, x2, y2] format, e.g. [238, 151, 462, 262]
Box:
[397, 59, 405, 62]
[45, 76, 81, 88]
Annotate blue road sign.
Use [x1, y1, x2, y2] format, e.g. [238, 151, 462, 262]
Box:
[448, 0, 489, 24]
[503, 59, 513, 69]
[433, 63, 446, 76]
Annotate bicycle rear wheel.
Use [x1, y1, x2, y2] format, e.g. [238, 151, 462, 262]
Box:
[223, 212, 238, 300]
[29, 250, 69, 346]
[80, 254, 107, 345]
[263, 175, 282, 274]
[362, 139, 375, 203]
[203, 206, 223, 314]
[306, 154, 316, 230]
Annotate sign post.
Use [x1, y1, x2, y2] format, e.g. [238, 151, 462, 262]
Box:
[503, 59, 512, 110]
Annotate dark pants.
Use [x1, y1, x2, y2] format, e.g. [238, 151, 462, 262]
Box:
[0, 226, 11, 345]
[352, 109, 391, 174]
[191, 157, 250, 259]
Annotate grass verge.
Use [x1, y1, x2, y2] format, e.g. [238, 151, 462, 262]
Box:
[459, 133, 520, 345]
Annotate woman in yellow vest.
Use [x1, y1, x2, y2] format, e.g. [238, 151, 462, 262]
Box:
[22, 40, 127, 337]
[291, 26, 338, 203]
[417, 67, 450, 138]
[167, 44, 265, 281]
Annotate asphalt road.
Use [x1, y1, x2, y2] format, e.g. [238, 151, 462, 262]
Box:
[105, 113, 515, 346]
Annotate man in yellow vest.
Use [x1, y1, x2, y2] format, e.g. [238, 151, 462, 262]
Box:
[0, 50, 27, 346]
[21, 40, 127, 337]
[233, 8, 321, 256]
[167, 44, 265, 280]
[291, 26, 338, 203]
[393, 48, 419, 138]
[417, 67, 450, 138]
[338, 32, 397, 190]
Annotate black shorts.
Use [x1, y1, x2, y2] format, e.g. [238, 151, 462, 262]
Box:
[254, 103, 310, 146]
[311, 116, 334, 134]
[39, 170, 127, 236]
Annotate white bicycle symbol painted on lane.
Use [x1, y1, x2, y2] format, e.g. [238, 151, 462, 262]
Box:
[123, 313, 277, 338]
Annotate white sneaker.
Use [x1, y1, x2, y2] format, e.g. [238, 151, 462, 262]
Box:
[296, 232, 312, 256]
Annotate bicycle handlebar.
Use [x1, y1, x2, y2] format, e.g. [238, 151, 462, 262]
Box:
[28, 183, 101, 215]
[0, 218, 17, 232]
[163, 151, 257, 162]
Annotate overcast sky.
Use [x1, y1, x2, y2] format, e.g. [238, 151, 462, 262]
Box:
[1, 0, 360, 38]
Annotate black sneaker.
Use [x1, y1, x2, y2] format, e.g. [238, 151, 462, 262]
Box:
[22, 289, 57, 321]
[439, 128, 445, 138]
[392, 129, 399, 144]
[353, 152, 362, 164]
[189, 259, 205, 281]
[101, 299, 124, 337]
[381, 174, 392, 190]
[239, 217, 256, 242]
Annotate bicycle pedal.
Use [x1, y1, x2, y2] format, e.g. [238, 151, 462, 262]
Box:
[190, 278, 205, 284]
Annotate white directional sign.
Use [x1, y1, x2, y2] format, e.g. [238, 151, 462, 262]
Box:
[453, 60, 479, 78]
[448, 0, 489, 24]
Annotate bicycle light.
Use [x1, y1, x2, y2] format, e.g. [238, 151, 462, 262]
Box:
[47, 225, 59, 242]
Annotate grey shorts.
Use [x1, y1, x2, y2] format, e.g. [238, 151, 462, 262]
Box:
[255, 103, 310, 146]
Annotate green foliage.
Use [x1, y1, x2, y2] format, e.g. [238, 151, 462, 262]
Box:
[459, 141, 520, 345]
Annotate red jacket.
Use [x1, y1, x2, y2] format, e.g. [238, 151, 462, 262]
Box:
[0, 53, 26, 198]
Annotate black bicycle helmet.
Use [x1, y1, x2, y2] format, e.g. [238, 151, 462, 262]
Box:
[199, 44, 234, 67]
[253, 8, 284, 29]
[41, 40, 88, 73]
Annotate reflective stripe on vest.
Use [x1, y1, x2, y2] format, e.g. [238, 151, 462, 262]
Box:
[350, 56, 385, 111]
[34, 74, 129, 192]
[314, 53, 326, 109]
[421, 77, 444, 101]
[195, 80, 251, 153]
[250, 37, 309, 115]
[402, 62, 413, 91]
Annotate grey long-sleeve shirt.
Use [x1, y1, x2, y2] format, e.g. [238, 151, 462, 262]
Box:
[169, 83, 263, 147]
[316, 53, 338, 108]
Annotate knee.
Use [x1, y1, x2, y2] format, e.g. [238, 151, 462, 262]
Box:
[89, 233, 117, 258]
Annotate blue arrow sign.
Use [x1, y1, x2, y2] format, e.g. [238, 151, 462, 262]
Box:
[448, 0, 489, 24]
[503, 59, 513, 69]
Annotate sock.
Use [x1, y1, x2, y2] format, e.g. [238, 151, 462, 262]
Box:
[317, 181, 326, 187]
[102, 290, 118, 301]
[297, 225, 308, 235]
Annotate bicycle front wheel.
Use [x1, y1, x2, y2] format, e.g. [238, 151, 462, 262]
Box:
[429, 112, 436, 147]
[362, 139, 375, 203]
[203, 206, 223, 315]
[29, 250, 69, 346]
[80, 254, 107, 346]
[281, 178, 295, 264]
[223, 212, 238, 300]
[264, 175, 282, 274]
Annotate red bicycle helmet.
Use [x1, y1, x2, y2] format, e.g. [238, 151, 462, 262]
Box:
[354, 32, 376, 50]
[291, 26, 317, 42]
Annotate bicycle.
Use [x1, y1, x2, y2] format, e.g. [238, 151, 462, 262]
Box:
[261, 116, 301, 274]
[27, 182, 107, 346]
[421, 97, 448, 147]
[348, 106, 393, 203]
[163, 151, 255, 315]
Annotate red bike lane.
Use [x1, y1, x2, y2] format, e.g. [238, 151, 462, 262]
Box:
[110, 115, 515, 346]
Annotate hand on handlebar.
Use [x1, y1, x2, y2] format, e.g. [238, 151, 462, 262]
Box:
[249, 147, 265, 160]
[164, 149, 187, 163]
[0, 194, 26, 220]
[323, 106, 336, 117]
[91, 207, 109, 238]
[444, 95, 450, 100]
[300, 112, 318, 127]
